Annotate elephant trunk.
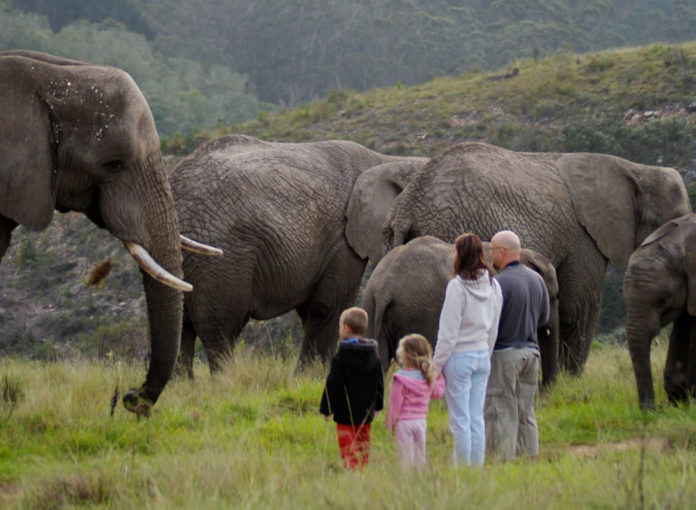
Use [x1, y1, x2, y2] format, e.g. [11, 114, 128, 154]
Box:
[625, 310, 658, 410]
[122, 156, 184, 416]
[136, 273, 183, 406]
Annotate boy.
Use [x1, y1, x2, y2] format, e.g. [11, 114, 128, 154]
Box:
[320, 307, 384, 469]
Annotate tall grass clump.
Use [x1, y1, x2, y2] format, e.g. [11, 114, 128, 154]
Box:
[0, 369, 24, 420]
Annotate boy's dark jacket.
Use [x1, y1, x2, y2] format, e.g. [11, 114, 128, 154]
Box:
[319, 338, 384, 425]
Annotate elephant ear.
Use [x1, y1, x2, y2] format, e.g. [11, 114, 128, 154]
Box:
[520, 248, 559, 298]
[679, 218, 696, 316]
[345, 158, 427, 265]
[0, 57, 56, 230]
[636, 215, 696, 315]
[556, 153, 639, 271]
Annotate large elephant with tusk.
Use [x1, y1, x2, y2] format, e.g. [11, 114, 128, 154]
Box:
[0, 50, 219, 416]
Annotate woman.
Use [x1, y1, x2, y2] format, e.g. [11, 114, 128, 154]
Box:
[433, 233, 503, 466]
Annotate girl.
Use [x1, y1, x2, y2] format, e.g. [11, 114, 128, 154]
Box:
[385, 333, 445, 467]
[433, 232, 503, 466]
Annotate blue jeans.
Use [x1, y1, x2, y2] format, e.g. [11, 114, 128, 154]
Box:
[443, 350, 491, 466]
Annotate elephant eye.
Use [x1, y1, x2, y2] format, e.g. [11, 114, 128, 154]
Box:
[104, 159, 125, 174]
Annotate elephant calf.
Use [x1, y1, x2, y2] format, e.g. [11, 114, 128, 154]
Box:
[362, 235, 559, 386]
[624, 214, 696, 410]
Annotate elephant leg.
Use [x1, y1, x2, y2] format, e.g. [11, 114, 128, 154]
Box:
[378, 314, 399, 373]
[556, 244, 607, 374]
[0, 215, 18, 262]
[196, 323, 238, 373]
[175, 308, 197, 379]
[187, 287, 249, 374]
[296, 245, 366, 367]
[688, 317, 696, 398]
[664, 314, 691, 404]
[538, 325, 557, 388]
[538, 299, 560, 388]
[378, 331, 391, 373]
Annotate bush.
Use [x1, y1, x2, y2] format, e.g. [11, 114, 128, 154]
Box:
[557, 117, 695, 168]
[0, 372, 24, 419]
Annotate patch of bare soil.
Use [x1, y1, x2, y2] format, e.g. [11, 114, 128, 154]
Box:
[566, 437, 668, 458]
[0, 482, 21, 504]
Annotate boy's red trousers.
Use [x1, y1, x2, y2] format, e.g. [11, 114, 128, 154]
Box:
[336, 423, 371, 469]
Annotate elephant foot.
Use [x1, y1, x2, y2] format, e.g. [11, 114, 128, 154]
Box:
[173, 359, 195, 380]
[664, 370, 694, 406]
[294, 354, 311, 373]
[123, 388, 153, 418]
[639, 399, 656, 412]
[665, 385, 689, 406]
[558, 338, 591, 375]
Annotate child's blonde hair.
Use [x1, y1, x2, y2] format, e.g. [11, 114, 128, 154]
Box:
[339, 307, 368, 336]
[396, 334, 435, 386]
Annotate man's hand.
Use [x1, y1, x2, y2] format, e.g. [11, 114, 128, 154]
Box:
[323, 414, 331, 422]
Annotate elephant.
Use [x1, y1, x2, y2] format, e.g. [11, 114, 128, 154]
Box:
[362, 235, 560, 386]
[169, 135, 426, 375]
[0, 50, 220, 415]
[623, 214, 696, 410]
[383, 141, 690, 374]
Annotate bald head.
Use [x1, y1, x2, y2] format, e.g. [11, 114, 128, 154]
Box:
[490, 230, 521, 269]
[491, 230, 521, 251]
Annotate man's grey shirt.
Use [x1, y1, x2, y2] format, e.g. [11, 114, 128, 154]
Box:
[494, 261, 550, 350]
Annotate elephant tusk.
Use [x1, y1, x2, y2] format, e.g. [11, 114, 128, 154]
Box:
[124, 241, 193, 292]
[179, 234, 223, 256]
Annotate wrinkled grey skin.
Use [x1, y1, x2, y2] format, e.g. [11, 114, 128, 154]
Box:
[0, 50, 184, 415]
[362, 235, 560, 386]
[170, 135, 422, 374]
[385, 142, 690, 374]
[623, 214, 696, 410]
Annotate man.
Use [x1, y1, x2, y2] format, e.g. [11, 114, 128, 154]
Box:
[486, 230, 550, 459]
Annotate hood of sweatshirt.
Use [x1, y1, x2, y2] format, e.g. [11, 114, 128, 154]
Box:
[337, 338, 381, 372]
[453, 272, 497, 301]
[393, 371, 432, 396]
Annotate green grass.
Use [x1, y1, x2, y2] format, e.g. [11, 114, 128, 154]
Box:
[1, 339, 695, 508]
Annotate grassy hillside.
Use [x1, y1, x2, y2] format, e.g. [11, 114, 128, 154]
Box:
[172, 41, 696, 170]
[1, 341, 695, 508]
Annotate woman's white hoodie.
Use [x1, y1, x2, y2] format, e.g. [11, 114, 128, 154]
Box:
[433, 272, 503, 371]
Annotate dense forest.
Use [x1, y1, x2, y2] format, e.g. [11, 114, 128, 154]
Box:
[2, 0, 696, 135]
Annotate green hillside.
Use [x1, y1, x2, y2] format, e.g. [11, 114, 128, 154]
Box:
[201, 41, 695, 171]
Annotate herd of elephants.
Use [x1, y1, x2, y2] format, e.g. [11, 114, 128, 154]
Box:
[2, 50, 696, 416]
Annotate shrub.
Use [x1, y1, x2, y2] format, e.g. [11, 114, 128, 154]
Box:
[557, 117, 695, 168]
[0, 372, 24, 419]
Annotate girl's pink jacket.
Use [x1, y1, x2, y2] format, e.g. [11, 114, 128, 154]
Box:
[385, 370, 445, 432]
